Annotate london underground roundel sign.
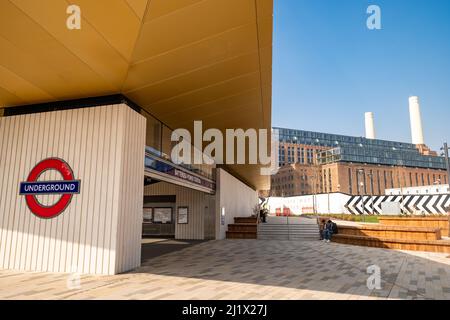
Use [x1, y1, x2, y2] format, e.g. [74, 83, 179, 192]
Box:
[19, 158, 81, 219]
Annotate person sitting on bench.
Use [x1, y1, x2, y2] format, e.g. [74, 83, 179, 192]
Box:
[323, 220, 338, 243]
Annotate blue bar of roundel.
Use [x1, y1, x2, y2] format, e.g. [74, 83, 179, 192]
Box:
[19, 181, 81, 195]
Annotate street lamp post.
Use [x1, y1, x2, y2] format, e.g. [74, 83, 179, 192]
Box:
[357, 169, 365, 220]
[308, 174, 317, 218]
[360, 181, 365, 222]
[327, 179, 331, 215]
[368, 171, 374, 216]
[441, 142, 450, 187]
[357, 169, 366, 222]
[312, 174, 316, 216]
[400, 182, 405, 215]
[314, 173, 318, 220]
[442, 142, 450, 240]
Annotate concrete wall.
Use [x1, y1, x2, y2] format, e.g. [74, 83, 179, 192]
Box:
[0, 104, 146, 275]
[267, 193, 351, 215]
[215, 169, 258, 240]
[144, 182, 215, 240]
[268, 193, 450, 216]
[386, 184, 450, 195]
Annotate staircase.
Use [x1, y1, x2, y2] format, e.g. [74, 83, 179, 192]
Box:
[226, 217, 258, 239]
[258, 216, 320, 241]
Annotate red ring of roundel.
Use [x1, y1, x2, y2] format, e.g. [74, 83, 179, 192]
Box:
[25, 158, 75, 219]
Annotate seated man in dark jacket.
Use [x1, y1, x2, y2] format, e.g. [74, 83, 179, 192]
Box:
[323, 220, 337, 243]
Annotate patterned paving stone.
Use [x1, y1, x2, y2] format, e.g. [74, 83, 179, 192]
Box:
[0, 240, 450, 299]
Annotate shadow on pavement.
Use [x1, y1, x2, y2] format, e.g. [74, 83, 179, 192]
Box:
[141, 238, 207, 263]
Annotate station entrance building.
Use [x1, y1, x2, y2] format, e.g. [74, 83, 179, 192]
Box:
[0, 0, 273, 275]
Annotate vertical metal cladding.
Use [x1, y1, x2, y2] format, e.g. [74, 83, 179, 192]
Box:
[143, 182, 208, 240]
[0, 104, 146, 275]
[216, 169, 258, 240]
[409, 96, 425, 145]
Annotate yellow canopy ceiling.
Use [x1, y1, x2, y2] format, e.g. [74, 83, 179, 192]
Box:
[0, 0, 272, 190]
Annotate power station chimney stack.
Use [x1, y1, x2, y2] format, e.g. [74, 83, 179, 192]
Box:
[409, 96, 425, 145]
[365, 112, 376, 139]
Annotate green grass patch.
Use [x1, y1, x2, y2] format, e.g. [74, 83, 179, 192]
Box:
[303, 213, 379, 223]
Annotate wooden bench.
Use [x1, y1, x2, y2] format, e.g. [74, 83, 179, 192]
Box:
[378, 217, 449, 236]
[332, 234, 450, 254]
[338, 224, 441, 241]
[226, 230, 257, 239]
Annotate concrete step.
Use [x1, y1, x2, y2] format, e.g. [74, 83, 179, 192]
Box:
[258, 227, 318, 230]
[259, 236, 319, 241]
[258, 230, 319, 234]
[259, 234, 319, 236]
[258, 228, 319, 232]
[259, 225, 319, 228]
[258, 229, 319, 231]
[258, 229, 319, 234]
[259, 223, 318, 226]
[258, 222, 320, 240]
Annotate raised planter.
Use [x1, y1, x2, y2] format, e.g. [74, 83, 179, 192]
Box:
[338, 224, 441, 241]
[378, 217, 449, 236]
[333, 234, 450, 254]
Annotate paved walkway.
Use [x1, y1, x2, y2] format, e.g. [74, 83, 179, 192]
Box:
[1, 240, 450, 300]
[141, 238, 205, 263]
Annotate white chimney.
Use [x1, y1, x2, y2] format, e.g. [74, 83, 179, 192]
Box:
[365, 112, 376, 139]
[409, 96, 425, 145]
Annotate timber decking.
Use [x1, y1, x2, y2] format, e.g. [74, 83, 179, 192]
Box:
[226, 217, 258, 239]
[337, 224, 441, 241]
[333, 234, 450, 254]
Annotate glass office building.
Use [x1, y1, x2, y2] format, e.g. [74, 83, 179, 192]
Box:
[274, 127, 447, 170]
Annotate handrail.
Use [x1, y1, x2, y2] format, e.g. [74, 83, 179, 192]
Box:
[287, 215, 290, 240]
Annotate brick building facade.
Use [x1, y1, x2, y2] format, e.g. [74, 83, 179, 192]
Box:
[269, 128, 448, 197]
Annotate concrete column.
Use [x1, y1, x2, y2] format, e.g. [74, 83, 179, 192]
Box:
[365, 112, 376, 139]
[409, 96, 425, 145]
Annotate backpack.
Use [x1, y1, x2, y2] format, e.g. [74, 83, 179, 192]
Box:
[332, 222, 338, 234]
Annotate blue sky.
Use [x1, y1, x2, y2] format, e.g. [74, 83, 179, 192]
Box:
[272, 0, 450, 151]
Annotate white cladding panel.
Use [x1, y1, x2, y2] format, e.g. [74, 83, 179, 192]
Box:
[0, 104, 146, 275]
[216, 169, 258, 240]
